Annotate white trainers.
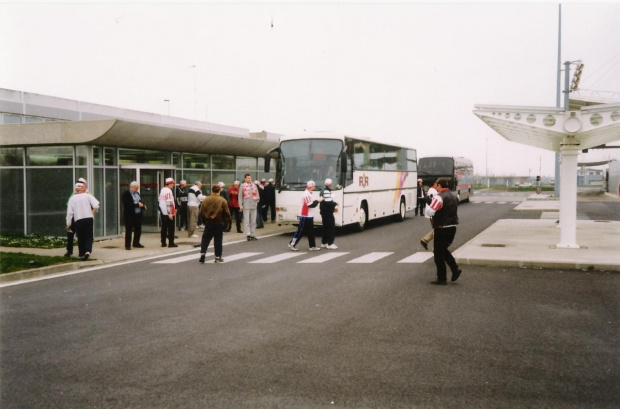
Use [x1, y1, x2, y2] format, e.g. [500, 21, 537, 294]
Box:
[326, 244, 338, 249]
[288, 243, 299, 251]
[190, 234, 199, 238]
[309, 247, 321, 251]
[321, 243, 327, 248]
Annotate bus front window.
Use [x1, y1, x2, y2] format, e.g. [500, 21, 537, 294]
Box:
[280, 139, 343, 191]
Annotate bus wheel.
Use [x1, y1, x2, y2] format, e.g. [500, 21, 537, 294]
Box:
[356, 203, 368, 232]
[397, 197, 406, 221]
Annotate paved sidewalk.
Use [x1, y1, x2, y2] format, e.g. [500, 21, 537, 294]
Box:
[454, 219, 620, 271]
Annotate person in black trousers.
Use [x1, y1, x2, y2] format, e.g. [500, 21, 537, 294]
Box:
[122, 181, 146, 250]
[425, 178, 462, 285]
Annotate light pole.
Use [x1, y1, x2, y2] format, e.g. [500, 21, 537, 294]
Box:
[163, 99, 170, 116]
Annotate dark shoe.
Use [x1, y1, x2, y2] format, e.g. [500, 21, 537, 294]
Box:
[125, 247, 131, 250]
[250, 236, 258, 241]
[237, 230, 242, 233]
[247, 236, 252, 241]
[199, 255, 205, 263]
[451, 269, 462, 282]
[82, 252, 90, 261]
[161, 243, 167, 247]
[64, 251, 72, 258]
[430, 280, 447, 285]
[214, 257, 224, 263]
[420, 240, 428, 250]
[168, 243, 178, 248]
[133, 244, 145, 248]
[174, 235, 179, 239]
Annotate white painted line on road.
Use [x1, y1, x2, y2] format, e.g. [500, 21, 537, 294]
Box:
[397, 252, 434, 263]
[347, 252, 393, 263]
[249, 252, 307, 263]
[222, 252, 263, 263]
[153, 253, 207, 264]
[298, 252, 350, 263]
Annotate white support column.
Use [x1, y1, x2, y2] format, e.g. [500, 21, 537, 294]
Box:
[557, 140, 580, 248]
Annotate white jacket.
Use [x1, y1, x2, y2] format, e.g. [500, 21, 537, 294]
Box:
[66, 193, 100, 225]
[187, 185, 205, 207]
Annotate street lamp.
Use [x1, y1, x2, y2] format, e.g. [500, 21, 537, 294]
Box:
[163, 99, 170, 116]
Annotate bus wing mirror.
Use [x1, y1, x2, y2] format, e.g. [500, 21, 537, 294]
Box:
[264, 154, 271, 172]
[340, 152, 347, 173]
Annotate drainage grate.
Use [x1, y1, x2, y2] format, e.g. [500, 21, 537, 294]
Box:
[481, 244, 506, 248]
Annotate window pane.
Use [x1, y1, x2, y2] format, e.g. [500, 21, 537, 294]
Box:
[212, 171, 235, 187]
[26, 168, 73, 236]
[0, 147, 24, 166]
[76, 146, 88, 166]
[172, 153, 181, 167]
[105, 168, 118, 236]
[3, 114, 22, 124]
[105, 148, 117, 166]
[27, 146, 73, 166]
[236, 156, 256, 171]
[93, 146, 101, 166]
[0, 168, 24, 234]
[24, 116, 43, 123]
[183, 171, 211, 195]
[119, 148, 170, 165]
[212, 155, 234, 170]
[93, 168, 104, 237]
[183, 153, 210, 169]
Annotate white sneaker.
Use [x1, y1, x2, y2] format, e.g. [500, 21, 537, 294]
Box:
[288, 243, 298, 251]
[190, 234, 199, 238]
[327, 244, 338, 249]
[321, 243, 327, 248]
[309, 247, 321, 251]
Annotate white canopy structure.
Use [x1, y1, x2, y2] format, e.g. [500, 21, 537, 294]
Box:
[473, 101, 620, 248]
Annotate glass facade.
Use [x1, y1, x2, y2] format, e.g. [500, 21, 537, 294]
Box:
[0, 144, 275, 238]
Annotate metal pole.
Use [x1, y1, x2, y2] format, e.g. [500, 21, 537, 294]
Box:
[564, 60, 571, 110]
[554, 4, 562, 197]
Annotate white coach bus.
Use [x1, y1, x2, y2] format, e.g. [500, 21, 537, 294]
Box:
[265, 132, 418, 231]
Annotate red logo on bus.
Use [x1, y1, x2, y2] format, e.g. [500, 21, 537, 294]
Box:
[359, 174, 369, 187]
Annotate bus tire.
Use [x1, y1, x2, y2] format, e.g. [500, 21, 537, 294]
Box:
[397, 197, 406, 222]
[355, 203, 368, 232]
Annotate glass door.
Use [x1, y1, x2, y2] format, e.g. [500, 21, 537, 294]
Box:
[120, 165, 176, 233]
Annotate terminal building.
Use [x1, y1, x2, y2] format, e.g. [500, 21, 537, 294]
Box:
[0, 88, 279, 239]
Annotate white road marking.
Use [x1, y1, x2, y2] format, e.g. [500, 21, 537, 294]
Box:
[249, 252, 307, 263]
[397, 252, 434, 263]
[347, 252, 393, 263]
[298, 252, 350, 263]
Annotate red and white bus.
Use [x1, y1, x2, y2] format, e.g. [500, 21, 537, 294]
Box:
[265, 132, 418, 231]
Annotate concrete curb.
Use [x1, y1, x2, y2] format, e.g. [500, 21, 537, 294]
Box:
[0, 260, 102, 283]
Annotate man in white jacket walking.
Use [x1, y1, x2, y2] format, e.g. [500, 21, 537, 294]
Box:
[66, 182, 100, 260]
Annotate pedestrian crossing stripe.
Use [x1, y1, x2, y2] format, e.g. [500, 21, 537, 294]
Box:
[397, 252, 434, 263]
[471, 201, 520, 204]
[298, 252, 350, 263]
[153, 251, 436, 265]
[347, 252, 393, 263]
[249, 252, 307, 263]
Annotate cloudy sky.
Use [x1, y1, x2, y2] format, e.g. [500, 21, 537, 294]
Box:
[2, 0, 619, 177]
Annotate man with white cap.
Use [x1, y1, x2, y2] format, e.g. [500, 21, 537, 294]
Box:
[187, 180, 205, 238]
[288, 180, 322, 251]
[320, 178, 338, 249]
[159, 177, 177, 247]
[66, 182, 100, 260]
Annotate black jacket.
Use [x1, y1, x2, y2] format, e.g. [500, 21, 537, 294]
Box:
[122, 189, 144, 219]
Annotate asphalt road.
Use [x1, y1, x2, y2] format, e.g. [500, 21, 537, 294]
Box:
[1, 195, 618, 408]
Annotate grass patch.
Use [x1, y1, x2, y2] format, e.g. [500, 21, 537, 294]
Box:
[1, 252, 75, 275]
[0, 234, 72, 249]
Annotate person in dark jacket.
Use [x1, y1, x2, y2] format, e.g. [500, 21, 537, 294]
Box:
[425, 178, 461, 285]
[198, 185, 231, 264]
[319, 178, 338, 249]
[122, 181, 146, 250]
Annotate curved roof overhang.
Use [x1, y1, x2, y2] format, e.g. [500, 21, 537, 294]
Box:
[0, 119, 279, 157]
[473, 102, 620, 152]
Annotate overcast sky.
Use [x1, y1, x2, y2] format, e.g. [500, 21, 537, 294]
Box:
[2, 0, 619, 177]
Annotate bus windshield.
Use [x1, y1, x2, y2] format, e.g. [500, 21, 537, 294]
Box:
[280, 139, 343, 191]
[418, 157, 454, 176]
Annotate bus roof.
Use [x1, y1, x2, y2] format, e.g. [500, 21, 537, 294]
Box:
[279, 131, 416, 151]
